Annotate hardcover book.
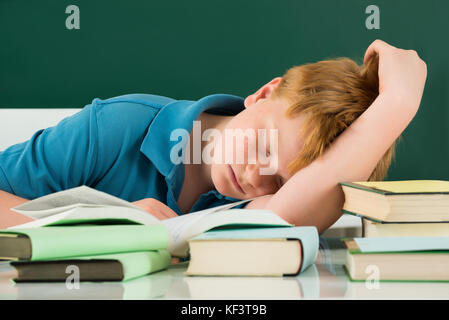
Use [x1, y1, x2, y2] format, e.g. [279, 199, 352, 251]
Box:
[185, 226, 318, 276]
[0, 225, 168, 261]
[340, 180, 449, 222]
[344, 237, 449, 281]
[10, 250, 171, 282]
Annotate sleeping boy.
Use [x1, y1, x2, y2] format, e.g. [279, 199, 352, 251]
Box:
[0, 39, 427, 232]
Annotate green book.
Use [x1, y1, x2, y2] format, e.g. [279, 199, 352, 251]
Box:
[185, 226, 318, 276]
[343, 237, 449, 282]
[0, 225, 169, 261]
[11, 250, 171, 282]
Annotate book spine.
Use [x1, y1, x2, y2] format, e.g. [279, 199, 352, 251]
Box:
[297, 229, 319, 274]
[121, 250, 171, 281]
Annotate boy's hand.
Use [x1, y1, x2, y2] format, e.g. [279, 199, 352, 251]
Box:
[364, 39, 427, 114]
[132, 198, 179, 220]
[0, 189, 34, 228]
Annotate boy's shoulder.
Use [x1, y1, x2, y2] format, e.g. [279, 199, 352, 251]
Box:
[95, 93, 177, 110]
[90, 93, 178, 131]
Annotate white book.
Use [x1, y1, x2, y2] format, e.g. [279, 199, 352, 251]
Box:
[10, 186, 292, 257]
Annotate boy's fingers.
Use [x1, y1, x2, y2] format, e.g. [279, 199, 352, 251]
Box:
[132, 198, 179, 220]
[364, 39, 393, 64]
[161, 207, 179, 219]
[147, 205, 172, 220]
[149, 199, 178, 219]
[364, 40, 384, 64]
[151, 211, 165, 220]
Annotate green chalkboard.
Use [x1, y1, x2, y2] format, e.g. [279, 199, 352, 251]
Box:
[0, 0, 448, 180]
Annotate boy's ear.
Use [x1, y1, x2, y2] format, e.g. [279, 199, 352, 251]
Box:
[244, 77, 282, 108]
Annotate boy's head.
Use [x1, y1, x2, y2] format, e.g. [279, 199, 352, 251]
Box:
[271, 53, 396, 181]
[211, 54, 397, 199]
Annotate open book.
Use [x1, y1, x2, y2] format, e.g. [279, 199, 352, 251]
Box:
[10, 186, 292, 257]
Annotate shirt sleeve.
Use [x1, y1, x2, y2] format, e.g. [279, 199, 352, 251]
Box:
[0, 101, 100, 199]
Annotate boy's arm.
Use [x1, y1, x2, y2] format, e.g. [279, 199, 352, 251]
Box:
[0, 189, 33, 228]
[246, 40, 427, 233]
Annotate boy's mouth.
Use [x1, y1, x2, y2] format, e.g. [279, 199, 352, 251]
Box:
[228, 165, 246, 195]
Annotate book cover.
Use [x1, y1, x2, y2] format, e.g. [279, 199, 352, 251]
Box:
[0, 225, 169, 260]
[189, 226, 319, 274]
[344, 236, 449, 254]
[339, 180, 449, 195]
[362, 218, 449, 237]
[11, 249, 171, 282]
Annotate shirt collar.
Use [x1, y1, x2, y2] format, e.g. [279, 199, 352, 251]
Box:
[140, 93, 245, 180]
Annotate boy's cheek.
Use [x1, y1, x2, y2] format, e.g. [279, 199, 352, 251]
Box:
[211, 165, 233, 197]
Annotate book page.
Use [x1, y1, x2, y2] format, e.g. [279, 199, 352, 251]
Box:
[162, 198, 292, 257]
[10, 205, 161, 229]
[161, 199, 253, 245]
[11, 186, 144, 219]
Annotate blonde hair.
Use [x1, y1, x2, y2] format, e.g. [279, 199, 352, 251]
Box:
[271, 54, 397, 181]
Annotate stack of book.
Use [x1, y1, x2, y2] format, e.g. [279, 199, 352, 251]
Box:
[343, 236, 449, 281]
[0, 225, 171, 282]
[339, 180, 449, 281]
[1, 185, 320, 282]
[340, 180, 449, 237]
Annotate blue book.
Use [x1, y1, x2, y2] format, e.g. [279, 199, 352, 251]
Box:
[348, 236, 449, 253]
[185, 226, 319, 276]
[344, 237, 449, 282]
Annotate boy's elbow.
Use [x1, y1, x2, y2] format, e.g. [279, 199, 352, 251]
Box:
[278, 205, 343, 235]
[267, 184, 345, 235]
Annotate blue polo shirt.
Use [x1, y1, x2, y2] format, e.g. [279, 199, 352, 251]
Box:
[0, 93, 246, 215]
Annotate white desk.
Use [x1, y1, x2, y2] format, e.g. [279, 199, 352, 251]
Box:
[2, 237, 449, 300]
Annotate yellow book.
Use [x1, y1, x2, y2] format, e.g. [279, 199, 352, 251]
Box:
[340, 180, 449, 222]
[349, 180, 449, 193]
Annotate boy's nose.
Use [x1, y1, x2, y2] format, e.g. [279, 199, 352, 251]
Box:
[245, 164, 278, 195]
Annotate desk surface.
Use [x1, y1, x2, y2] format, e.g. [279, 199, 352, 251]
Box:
[1, 237, 449, 300]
